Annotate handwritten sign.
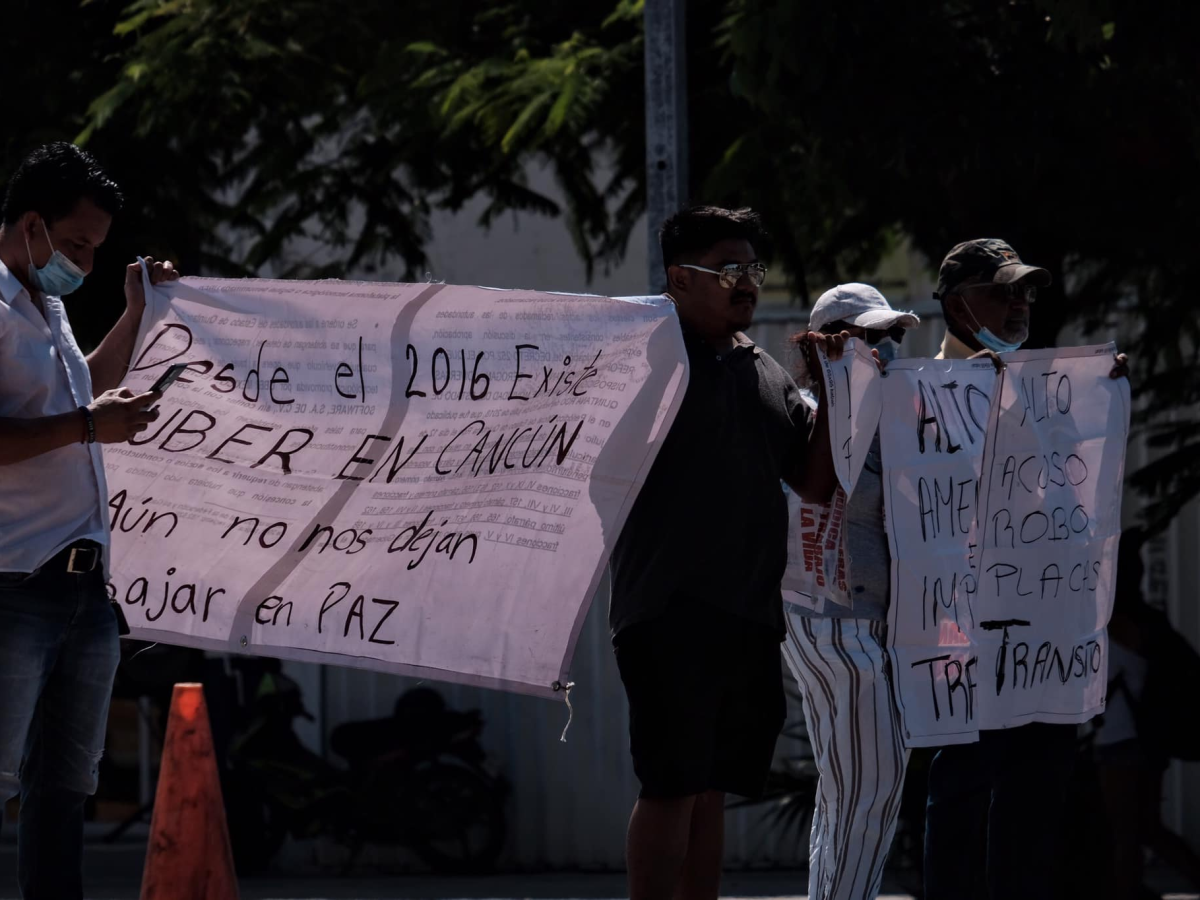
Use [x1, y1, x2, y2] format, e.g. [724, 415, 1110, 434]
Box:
[105, 275, 687, 699]
[817, 339, 883, 498]
[884, 347, 1129, 746]
[782, 340, 880, 610]
[882, 357, 999, 746]
[973, 345, 1130, 730]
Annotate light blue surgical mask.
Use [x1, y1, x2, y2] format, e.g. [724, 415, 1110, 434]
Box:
[25, 219, 85, 296]
[872, 337, 899, 363]
[964, 302, 1024, 353]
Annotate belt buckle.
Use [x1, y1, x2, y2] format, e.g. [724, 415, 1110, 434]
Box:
[67, 546, 97, 574]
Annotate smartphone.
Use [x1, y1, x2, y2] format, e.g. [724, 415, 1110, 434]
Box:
[150, 363, 190, 394]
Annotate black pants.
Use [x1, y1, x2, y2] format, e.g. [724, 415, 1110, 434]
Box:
[924, 722, 1077, 900]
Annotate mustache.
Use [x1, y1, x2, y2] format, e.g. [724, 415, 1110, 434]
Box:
[731, 290, 756, 304]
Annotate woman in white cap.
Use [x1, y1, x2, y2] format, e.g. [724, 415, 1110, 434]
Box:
[785, 283, 919, 900]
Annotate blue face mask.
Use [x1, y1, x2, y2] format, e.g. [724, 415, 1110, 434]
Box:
[25, 219, 85, 296]
[964, 302, 1024, 353]
[872, 337, 899, 363]
[974, 327, 1023, 354]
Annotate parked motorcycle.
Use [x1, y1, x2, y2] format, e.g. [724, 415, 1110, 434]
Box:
[225, 664, 507, 875]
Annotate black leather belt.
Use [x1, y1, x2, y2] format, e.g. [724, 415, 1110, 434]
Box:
[49, 541, 103, 575]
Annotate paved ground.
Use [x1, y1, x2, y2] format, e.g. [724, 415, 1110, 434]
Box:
[0, 872, 916, 900]
[2, 842, 1197, 899]
[0, 870, 1198, 900]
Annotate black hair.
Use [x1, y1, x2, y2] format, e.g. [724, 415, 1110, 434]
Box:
[2, 142, 124, 227]
[659, 205, 765, 273]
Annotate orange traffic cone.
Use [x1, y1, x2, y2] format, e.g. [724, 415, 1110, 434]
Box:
[140, 683, 239, 900]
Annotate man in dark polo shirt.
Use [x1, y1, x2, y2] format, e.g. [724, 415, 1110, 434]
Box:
[610, 206, 842, 900]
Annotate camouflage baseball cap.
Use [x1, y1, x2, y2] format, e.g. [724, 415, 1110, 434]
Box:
[934, 238, 1051, 299]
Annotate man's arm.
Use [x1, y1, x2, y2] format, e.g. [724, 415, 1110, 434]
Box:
[786, 393, 839, 504]
[87, 257, 179, 396]
[0, 388, 162, 465]
[782, 331, 847, 505]
[0, 413, 89, 465]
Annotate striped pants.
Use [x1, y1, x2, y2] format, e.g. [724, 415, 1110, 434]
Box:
[782, 613, 910, 900]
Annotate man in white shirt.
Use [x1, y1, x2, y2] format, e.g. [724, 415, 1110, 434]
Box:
[0, 142, 178, 899]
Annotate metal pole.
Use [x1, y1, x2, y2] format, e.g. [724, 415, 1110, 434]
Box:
[643, 0, 688, 294]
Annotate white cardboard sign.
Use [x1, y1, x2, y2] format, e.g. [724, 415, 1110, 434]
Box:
[884, 347, 1129, 745]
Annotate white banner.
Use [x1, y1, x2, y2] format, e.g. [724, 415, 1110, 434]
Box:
[885, 347, 1129, 746]
[973, 345, 1130, 730]
[105, 275, 687, 699]
[882, 356, 999, 746]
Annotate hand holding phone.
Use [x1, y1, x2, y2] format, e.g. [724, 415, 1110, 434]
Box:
[145, 363, 190, 413]
[150, 363, 191, 394]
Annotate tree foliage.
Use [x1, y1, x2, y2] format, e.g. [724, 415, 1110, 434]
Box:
[4, 0, 1196, 528]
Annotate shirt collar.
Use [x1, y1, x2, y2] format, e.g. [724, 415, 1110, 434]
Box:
[733, 332, 762, 354]
[680, 322, 761, 359]
[938, 329, 975, 361]
[0, 257, 28, 308]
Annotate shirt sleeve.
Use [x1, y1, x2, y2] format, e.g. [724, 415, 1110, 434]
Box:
[777, 363, 814, 487]
[784, 371, 814, 430]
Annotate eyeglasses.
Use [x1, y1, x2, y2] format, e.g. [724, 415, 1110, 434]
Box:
[678, 262, 768, 289]
[825, 322, 906, 344]
[865, 326, 906, 345]
[959, 282, 1037, 303]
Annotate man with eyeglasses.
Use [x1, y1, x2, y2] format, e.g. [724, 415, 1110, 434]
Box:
[933, 237, 1047, 360]
[923, 238, 1128, 900]
[782, 283, 919, 900]
[609, 205, 844, 900]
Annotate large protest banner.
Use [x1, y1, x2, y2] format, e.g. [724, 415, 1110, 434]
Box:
[973, 345, 1130, 730]
[783, 340, 881, 610]
[884, 346, 1129, 746]
[105, 274, 687, 699]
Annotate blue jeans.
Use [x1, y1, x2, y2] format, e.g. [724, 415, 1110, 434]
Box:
[0, 561, 120, 900]
[924, 722, 1077, 900]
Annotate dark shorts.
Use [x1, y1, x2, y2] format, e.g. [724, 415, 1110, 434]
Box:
[614, 601, 786, 799]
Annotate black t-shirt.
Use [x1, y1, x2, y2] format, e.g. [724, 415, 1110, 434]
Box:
[608, 326, 810, 639]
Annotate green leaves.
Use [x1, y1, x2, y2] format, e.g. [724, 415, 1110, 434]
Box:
[48, 0, 1200, 530]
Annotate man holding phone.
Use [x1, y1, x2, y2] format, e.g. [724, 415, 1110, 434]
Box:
[0, 142, 179, 899]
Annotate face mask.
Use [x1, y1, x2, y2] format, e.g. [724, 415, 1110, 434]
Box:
[872, 337, 899, 363]
[25, 219, 85, 296]
[962, 300, 1024, 353]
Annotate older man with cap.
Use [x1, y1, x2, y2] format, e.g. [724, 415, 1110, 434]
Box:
[782, 283, 919, 900]
[923, 238, 1128, 900]
[932, 237, 1050, 359]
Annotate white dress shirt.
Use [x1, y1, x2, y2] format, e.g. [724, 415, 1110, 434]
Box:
[0, 258, 111, 573]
